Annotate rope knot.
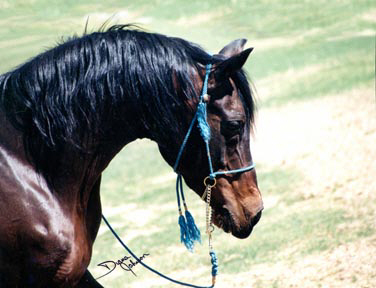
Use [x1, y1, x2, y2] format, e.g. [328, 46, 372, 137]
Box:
[197, 102, 211, 142]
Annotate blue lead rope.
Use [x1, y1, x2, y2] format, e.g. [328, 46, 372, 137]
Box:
[101, 215, 214, 288]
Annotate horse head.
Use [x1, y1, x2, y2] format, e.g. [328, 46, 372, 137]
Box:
[159, 39, 263, 239]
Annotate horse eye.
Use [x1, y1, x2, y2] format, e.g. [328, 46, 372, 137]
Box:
[221, 121, 244, 137]
[228, 121, 243, 130]
[223, 120, 243, 131]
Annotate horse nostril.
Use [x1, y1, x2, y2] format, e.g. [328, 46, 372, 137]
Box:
[252, 210, 262, 226]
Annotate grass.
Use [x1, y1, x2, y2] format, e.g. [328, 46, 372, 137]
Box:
[261, 45, 374, 106]
[0, 0, 375, 287]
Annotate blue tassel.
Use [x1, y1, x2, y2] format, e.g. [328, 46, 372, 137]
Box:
[210, 251, 218, 276]
[185, 210, 201, 244]
[178, 214, 193, 251]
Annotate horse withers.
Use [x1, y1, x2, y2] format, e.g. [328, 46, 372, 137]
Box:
[0, 26, 263, 287]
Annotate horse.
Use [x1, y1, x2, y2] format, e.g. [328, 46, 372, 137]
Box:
[0, 25, 263, 287]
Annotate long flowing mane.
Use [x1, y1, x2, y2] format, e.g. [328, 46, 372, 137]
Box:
[0, 25, 255, 177]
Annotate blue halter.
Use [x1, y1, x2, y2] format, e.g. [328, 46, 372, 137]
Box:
[172, 62, 255, 286]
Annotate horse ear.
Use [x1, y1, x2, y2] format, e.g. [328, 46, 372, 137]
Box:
[215, 47, 253, 81]
[218, 39, 248, 57]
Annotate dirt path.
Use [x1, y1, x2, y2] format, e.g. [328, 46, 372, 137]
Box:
[255, 86, 375, 197]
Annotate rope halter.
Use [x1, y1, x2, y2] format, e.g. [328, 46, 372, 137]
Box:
[173, 62, 255, 286]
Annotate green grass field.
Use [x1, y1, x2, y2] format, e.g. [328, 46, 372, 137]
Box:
[1, 1, 375, 287]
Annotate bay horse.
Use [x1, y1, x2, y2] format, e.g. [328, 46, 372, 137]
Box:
[0, 25, 263, 287]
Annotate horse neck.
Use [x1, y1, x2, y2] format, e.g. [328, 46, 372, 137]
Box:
[0, 102, 137, 198]
[0, 65, 188, 207]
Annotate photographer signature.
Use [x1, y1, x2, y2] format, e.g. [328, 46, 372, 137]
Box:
[96, 253, 150, 279]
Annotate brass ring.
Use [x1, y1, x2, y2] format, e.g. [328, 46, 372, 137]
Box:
[204, 176, 216, 187]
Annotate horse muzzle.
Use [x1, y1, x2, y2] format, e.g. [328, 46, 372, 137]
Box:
[212, 205, 263, 239]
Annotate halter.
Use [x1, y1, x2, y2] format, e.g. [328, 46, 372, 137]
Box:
[102, 62, 255, 288]
[172, 62, 255, 286]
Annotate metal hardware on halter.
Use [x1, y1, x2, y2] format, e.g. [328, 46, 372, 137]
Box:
[202, 177, 216, 200]
[204, 179, 217, 287]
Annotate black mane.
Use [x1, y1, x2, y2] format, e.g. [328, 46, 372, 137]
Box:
[0, 25, 255, 177]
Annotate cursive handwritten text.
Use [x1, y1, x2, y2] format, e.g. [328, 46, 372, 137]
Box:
[96, 253, 150, 279]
